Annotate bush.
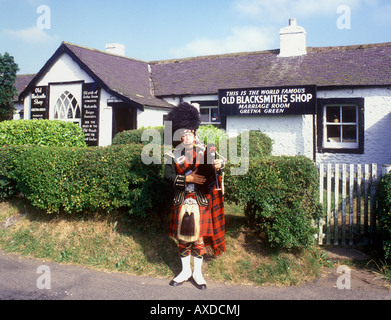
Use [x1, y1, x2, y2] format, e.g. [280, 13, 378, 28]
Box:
[0, 146, 27, 200]
[376, 172, 391, 261]
[0, 120, 86, 147]
[227, 130, 273, 159]
[113, 125, 228, 148]
[112, 126, 164, 145]
[4, 145, 169, 216]
[225, 156, 322, 250]
[197, 125, 228, 148]
[113, 127, 273, 161]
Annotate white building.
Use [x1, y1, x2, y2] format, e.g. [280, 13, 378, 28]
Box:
[18, 19, 391, 167]
[19, 43, 172, 146]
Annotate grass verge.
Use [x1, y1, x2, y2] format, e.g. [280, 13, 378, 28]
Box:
[0, 197, 329, 286]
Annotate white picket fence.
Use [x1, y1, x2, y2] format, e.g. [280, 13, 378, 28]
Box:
[317, 163, 382, 246]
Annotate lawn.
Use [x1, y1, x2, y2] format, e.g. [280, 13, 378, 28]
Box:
[0, 197, 327, 286]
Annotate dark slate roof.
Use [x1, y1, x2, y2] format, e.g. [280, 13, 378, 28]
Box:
[14, 74, 35, 101]
[20, 42, 172, 109]
[64, 43, 172, 108]
[150, 42, 391, 96]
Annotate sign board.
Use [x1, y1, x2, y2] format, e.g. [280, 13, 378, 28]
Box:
[81, 83, 100, 146]
[31, 86, 48, 119]
[219, 85, 317, 116]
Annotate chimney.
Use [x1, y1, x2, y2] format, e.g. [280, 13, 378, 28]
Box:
[105, 43, 126, 56]
[279, 18, 306, 57]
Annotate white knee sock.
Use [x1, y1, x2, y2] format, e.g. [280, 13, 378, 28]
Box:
[192, 257, 206, 285]
[173, 255, 192, 282]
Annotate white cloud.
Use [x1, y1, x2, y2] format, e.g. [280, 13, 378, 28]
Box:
[171, 26, 276, 58]
[4, 26, 58, 44]
[169, 0, 389, 59]
[233, 0, 361, 22]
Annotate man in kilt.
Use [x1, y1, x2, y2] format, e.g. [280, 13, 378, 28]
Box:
[164, 102, 225, 290]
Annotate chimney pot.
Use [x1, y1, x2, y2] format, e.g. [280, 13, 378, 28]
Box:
[279, 18, 306, 57]
[289, 18, 297, 26]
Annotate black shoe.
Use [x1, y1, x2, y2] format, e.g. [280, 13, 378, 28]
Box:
[190, 277, 207, 290]
[169, 278, 189, 287]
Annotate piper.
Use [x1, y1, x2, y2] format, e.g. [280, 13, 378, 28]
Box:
[164, 102, 226, 290]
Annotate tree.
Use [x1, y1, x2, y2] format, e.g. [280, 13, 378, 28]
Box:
[0, 52, 19, 121]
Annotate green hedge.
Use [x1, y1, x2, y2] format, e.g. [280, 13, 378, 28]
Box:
[1, 126, 323, 251]
[376, 171, 391, 261]
[112, 125, 228, 148]
[0, 120, 86, 147]
[112, 126, 164, 145]
[228, 130, 273, 159]
[0, 146, 26, 200]
[113, 127, 273, 159]
[0, 145, 169, 216]
[225, 156, 323, 250]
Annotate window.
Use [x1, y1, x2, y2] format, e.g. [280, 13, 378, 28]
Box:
[191, 100, 221, 127]
[317, 98, 364, 154]
[200, 106, 220, 125]
[324, 105, 358, 148]
[54, 90, 81, 125]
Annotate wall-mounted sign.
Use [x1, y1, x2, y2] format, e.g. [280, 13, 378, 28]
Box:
[219, 85, 317, 116]
[82, 83, 100, 146]
[31, 86, 48, 119]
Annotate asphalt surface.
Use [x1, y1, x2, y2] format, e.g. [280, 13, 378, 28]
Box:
[0, 249, 390, 301]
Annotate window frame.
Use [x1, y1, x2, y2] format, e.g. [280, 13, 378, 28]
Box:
[317, 98, 364, 154]
[200, 106, 221, 125]
[191, 100, 223, 127]
[53, 90, 82, 126]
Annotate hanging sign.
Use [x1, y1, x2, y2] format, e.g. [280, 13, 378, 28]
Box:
[81, 83, 100, 146]
[31, 86, 48, 119]
[219, 85, 317, 116]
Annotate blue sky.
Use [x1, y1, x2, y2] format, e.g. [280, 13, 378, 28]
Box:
[1, 0, 390, 75]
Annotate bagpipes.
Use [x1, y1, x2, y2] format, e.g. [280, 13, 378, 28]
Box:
[196, 143, 225, 195]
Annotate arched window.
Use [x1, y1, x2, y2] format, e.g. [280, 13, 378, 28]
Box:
[54, 90, 81, 125]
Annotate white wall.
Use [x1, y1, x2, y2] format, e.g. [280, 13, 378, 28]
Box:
[37, 53, 94, 85]
[162, 94, 217, 109]
[316, 87, 391, 165]
[23, 95, 31, 120]
[226, 114, 314, 158]
[137, 107, 168, 128]
[99, 89, 113, 147]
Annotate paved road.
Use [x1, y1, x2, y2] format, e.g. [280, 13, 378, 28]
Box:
[0, 249, 390, 302]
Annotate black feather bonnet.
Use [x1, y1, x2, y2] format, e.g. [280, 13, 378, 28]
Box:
[165, 102, 200, 146]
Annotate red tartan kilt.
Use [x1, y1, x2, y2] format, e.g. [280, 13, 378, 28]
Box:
[169, 193, 213, 238]
[169, 188, 226, 256]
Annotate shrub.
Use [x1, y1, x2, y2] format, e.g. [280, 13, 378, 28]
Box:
[197, 125, 228, 148]
[112, 126, 164, 145]
[228, 130, 273, 159]
[0, 120, 86, 147]
[113, 127, 273, 161]
[0, 146, 27, 200]
[10, 144, 169, 216]
[225, 156, 323, 250]
[376, 171, 391, 261]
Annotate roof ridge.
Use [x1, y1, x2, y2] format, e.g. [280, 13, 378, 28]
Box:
[149, 41, 391, 65]
[149, 49, 280, 65]
[62, 41, 148, 64]
[307, 41, 391, 52]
